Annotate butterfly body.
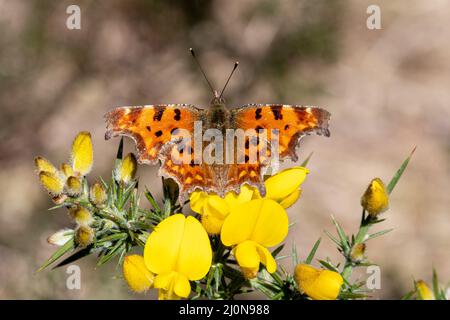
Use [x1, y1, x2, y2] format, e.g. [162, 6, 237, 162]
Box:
[105, 100, 330, 199]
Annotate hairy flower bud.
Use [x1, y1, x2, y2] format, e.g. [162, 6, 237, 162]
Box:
[74, 225, 94, 247]
[60, 163, 74, 178]
[34, 156, 58, 174]
[90, 182, 107, 207]
[39, 171, 65, 195]
[71, 131, 93, 176]
[350, 243, 366, 263]
[69, 206, 93, 226]
[115, 153, 137, 184]
[361, 178, 389, 217]
[66, 176, 82, 197]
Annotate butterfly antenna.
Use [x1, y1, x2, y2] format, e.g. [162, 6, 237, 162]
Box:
[219, 61, 239, 99]
[190, 48, 215, 96]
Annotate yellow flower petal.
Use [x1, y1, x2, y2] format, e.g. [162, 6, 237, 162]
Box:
[221, 200, 261, 246]
[295, 264, 343, 300]
[201, 211, 226, 235]
[221, 199, 288, 248]
[279, 189, 302, 209]
[174, 273, 191, 298]
[199, 195, 230, 235]
[153, 272, 190, 300]
[177, 216, 212, 280]
[189, 190, 208, 214]
[204, 195, 229, 219]
[255, 243, 277, 273]
[416, 280, 435, 300]
[71, 131, 93, 176]
[144, 214, 212, 282]
[361, 178, 389, 217]
[144, 214, 185, 274]
[265, 167, 308, 201]
[34, 157, 58, 174]
[39, 171, 64, 195]
[250, 199, 289, 247]
[224, 184, 255, 208]
[234, 241, 261, 270]
[123, 255, 154, 293]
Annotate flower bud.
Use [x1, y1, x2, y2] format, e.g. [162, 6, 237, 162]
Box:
[294, 264, 343, 300]
[71, 131, 93, 176]
[416, 280, 435, 300]
[123, 255, 154, 293]
[361, 178, 389, 217]
[90, 182, 107, 207]
[350, 243, 366, 263]
[47, 228, 73, 246]
[74, 225, 94, 247]
[60, 163, 74, 178]
[39, 171, 65, 195]
[69, 206, 93, 226]
[66, 176, 82, 197]
[34, 156, 58, 174]
[115, 153, 137, 184]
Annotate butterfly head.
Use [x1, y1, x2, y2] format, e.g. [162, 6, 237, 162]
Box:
[211, 90, 226, 107]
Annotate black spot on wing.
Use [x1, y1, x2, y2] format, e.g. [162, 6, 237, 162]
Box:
[153, 106, 165, 121]
[174, 108, 181, 121]
[270, 105, 283, 120]
[255, 108, 262, 120]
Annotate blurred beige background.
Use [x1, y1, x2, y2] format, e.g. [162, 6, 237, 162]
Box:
[0, 0, 449, 299]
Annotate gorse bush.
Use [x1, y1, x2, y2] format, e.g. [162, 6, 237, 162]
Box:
[35, 132, 448, 300]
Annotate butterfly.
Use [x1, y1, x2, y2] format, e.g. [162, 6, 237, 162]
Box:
[105, 52, 330, 200]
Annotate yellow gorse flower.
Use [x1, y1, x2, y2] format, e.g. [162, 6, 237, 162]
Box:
[190, 185, 255, 235]
[361, 178, 389, 217]
[294, 264, 343, 300]
[144, 214, 212, 299]
[115, 153, 137, 184]
[221, 199, 288, 278]
[123, 255, 154, 293]
[264, 166, 308, 208]
[416, 280, 435, 300]
[71, 131, 93, 176]
[189, 167, 307, 234]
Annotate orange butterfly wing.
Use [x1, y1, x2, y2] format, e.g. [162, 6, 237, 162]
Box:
[105, 104, 218, 195]
[105, 104, 203, 164]
[227, 104, 330, 195]
[231, 104, 330, 161]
